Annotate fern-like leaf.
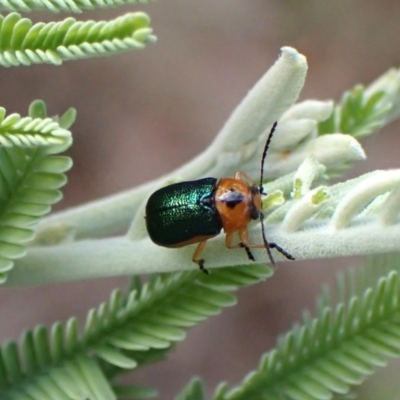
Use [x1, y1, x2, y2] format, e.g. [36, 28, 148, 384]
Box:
[217, 270, 400, 400]
[0, 0, 151, 13]
[0, 265, 270, 399]
[0, 108, 71, 151]
[0, 12, 155, 67]
[0, 103, 72, 283]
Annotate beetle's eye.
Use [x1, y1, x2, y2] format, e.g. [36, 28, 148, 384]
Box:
[250, 207, 259, 220]
[250, 186, 260, 196]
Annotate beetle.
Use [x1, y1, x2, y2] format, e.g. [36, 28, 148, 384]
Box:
[145, 122, 294, 273]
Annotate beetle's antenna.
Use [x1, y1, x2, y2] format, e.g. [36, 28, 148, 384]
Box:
[258, 121, 295, 266]
[259, 121, 278, 194]
[259, 122, 278, 268]
[260, 212, 276, 268]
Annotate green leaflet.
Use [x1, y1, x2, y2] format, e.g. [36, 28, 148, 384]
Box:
[0, 0, 152, 13]
[0, 102, 72, 283]
[113, 384, 158, 399]
[0, 12, 156, 67]
[175, 377, 205, 400]
[317, 84, 391, 139]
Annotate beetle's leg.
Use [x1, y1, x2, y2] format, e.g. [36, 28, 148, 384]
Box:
[243, 245, 255, 261]
[240, 227, 295, 263]
[225, 231, 255, 261]
[192, 241, 209, 274]
[238, 228, 257, 261]
[237, 229, 295, 262]
[269, 242, 295, 260]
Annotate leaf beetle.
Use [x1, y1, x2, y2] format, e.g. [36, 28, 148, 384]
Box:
[145, 122, 294, 273]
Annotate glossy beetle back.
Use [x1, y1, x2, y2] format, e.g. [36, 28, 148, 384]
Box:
[145, 178, 222, 247]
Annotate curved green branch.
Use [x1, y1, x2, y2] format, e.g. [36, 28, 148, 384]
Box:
[7, 167, 400, 286]
[0, 12, 155, 67]
[36, 47, 308, 240]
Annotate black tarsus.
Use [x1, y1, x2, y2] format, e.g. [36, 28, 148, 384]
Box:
[197, 259, 210, 275]
[269, 242, 296, 260]
[239, 243, 255, 261]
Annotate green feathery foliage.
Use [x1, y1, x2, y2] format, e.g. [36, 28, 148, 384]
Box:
[0, 100, 72, 284]
[0, 265, 271, 400]
[317, 84, 391, 138]
[209, 258, 400, 400]
[0, 12, 155, 67]
[0, 0, 151, 13]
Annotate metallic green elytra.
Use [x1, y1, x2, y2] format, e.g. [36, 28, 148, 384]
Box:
[145, 178, 222, 247]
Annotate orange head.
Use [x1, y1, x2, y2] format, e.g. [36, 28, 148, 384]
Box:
[214, 177, 261, 233]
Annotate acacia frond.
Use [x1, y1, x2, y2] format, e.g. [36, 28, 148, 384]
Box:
[0, 0, 151, 13]
[0, 265, 269, 399]
[219, 270, 400, 400]
[0, 103, 72, 283]
[0, 12, 155, 67]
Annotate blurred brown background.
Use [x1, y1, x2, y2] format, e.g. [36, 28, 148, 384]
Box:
[1, 1, 400, 399]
